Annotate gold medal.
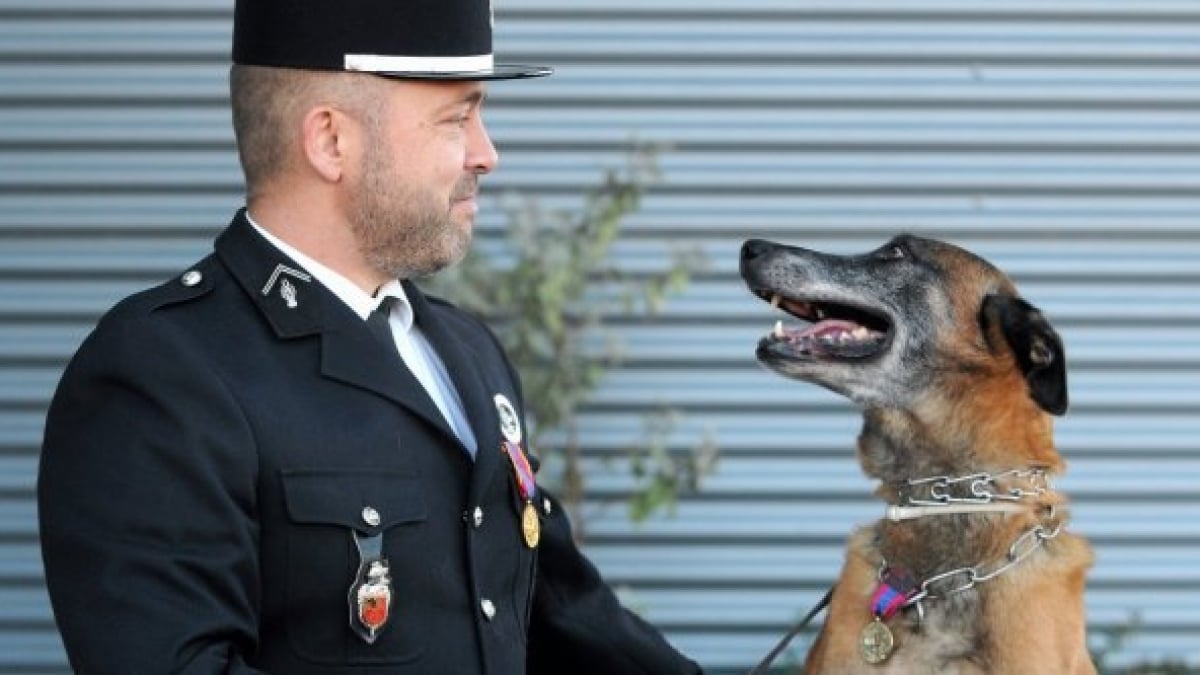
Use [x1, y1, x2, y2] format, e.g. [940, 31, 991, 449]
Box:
[859, 617, 894, 665]
[521, 501, 540, 548]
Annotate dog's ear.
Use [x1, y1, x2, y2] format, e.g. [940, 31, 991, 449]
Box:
[980, 294, 1068, 415]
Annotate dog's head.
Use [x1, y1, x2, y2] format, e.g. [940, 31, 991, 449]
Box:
[739, 234, 1067, 417]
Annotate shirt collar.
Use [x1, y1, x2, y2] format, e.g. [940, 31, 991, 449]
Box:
[245, 211, 413, 331]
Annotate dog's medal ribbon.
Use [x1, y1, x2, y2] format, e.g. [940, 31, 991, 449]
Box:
[496, 394, 540, 548]
[349, 531, 393, 644]
[860, 568, 917, 664]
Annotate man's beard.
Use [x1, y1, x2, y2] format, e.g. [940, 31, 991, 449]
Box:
[349, 144, 475, 280]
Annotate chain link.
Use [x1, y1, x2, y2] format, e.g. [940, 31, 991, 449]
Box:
[897, 518, 1063, 611]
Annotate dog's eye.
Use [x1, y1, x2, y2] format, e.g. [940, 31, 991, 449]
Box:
[877, 244, 907, 261]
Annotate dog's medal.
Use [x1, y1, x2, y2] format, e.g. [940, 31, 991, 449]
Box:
[349, 531, 392, 644]
[496, 394, 540, 548]
[859, 617, 895, 664]
[860, 567, 917, 664]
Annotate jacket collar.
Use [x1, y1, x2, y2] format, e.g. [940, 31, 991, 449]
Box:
[215, 209, 327, 339]
[215, 209, 504, 469]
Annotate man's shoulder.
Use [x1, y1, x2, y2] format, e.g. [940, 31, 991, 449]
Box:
[103, 253, 225, 326]
[418, 288, 512, 363]
[421, 291, 496, 338]
[78, 252, 255, 365]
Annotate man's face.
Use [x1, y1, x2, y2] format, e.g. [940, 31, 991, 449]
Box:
[348, 80, 497, 280]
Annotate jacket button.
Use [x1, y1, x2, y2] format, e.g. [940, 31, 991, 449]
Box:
[361, 506, 381, 527]
[542, 497, 552, 515]
[480, 598, 496, 620]
[180, 270, 203, 287]
[472, 506, 484, 528]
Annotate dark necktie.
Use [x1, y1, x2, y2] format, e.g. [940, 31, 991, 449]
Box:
[366, 297, 397, 352]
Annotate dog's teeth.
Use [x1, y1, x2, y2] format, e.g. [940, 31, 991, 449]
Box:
[815, 306, 826, 320]
[773, 320, 784, 338]
[770, 294, 781, 309]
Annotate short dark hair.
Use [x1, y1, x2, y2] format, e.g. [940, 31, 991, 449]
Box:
[229, 65, 385, 198]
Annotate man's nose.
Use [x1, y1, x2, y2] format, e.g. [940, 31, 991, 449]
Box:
[467, 118, 499, 175]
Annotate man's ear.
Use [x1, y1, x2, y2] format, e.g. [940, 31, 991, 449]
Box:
[980, 294, 1069, 415]
[300, 106, 352, 183]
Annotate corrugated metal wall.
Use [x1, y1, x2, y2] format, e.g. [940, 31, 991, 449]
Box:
[2, 0, 1199, 671]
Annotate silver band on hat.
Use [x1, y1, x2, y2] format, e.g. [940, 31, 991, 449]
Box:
[345, 53, 496, 74]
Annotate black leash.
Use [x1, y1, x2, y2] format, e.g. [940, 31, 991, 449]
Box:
[746, 586, 834, 675]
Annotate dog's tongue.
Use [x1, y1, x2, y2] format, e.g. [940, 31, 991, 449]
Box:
[777, 318, 884, 358]
[795, 319, 862, 341]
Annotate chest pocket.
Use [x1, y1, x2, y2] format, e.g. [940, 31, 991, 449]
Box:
[280, 469, 430, 666]
[282, 468, 427, 533]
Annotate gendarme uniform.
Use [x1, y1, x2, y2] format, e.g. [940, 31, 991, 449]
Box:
[37, 2, 702, 674]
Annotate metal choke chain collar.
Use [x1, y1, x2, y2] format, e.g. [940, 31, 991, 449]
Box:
[881, 467, 1063, 622]
[902, 468, 1050, 506]
[886, 467, 1052, 521]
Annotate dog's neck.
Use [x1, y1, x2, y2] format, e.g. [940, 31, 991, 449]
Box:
[856, 407, 1067, 583]
[856, 405, 1063, 487]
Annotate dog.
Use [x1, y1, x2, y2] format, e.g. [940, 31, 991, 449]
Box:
[739, 235, 1095, 675]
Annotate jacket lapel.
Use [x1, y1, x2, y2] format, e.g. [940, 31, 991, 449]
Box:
[214, 210, 460, 444]
[318, 323, 460, 444]
[406, 281, 504, 481]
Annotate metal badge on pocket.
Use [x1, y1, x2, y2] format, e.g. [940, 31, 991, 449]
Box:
[349, 530, 392, 643]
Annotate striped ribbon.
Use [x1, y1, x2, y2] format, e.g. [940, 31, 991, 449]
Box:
[870, 568, 917, 619]
[503, 440, 537, 501]
[870, 583, 909, 620]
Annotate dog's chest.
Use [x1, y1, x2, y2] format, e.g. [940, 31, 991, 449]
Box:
[862, 610, 986, 675]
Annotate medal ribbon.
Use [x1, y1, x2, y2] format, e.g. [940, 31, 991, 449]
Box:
[870, 583, 909, 620]
[503, 439, 537, 501]
[870, 567, 917, 620]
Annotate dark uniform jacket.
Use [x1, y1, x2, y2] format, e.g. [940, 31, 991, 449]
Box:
[39, 210, 701, 675]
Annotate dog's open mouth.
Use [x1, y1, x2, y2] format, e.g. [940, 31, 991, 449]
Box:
[753, 290, 892, 361]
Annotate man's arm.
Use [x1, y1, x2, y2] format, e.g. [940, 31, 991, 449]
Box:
[527, 491, 702, 675]
[38, 306, 265, 674]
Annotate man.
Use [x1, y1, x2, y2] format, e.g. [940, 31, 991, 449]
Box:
[37, 1, 703, 673]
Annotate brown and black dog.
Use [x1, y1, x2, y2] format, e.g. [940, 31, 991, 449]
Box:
[740, 235, 1094, 675]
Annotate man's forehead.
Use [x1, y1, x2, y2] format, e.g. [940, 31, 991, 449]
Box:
[392, 79, 488, 107]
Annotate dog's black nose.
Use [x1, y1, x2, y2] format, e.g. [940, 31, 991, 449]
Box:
[741, 239, 774, 262]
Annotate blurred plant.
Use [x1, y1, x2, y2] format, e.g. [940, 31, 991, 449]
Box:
[1087, 612, 1197, 675]
[426, 143, 716, 536]
[627, 408, 717, 523]
[1090, 612, 1142, 674]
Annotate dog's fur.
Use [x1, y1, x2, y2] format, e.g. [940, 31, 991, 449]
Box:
[740, 235, 1094, 675]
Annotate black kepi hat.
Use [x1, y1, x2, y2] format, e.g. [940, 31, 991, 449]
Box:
[233, 0, 551, 81]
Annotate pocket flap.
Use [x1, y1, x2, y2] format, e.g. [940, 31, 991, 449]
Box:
[281, 469, 427, 533]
